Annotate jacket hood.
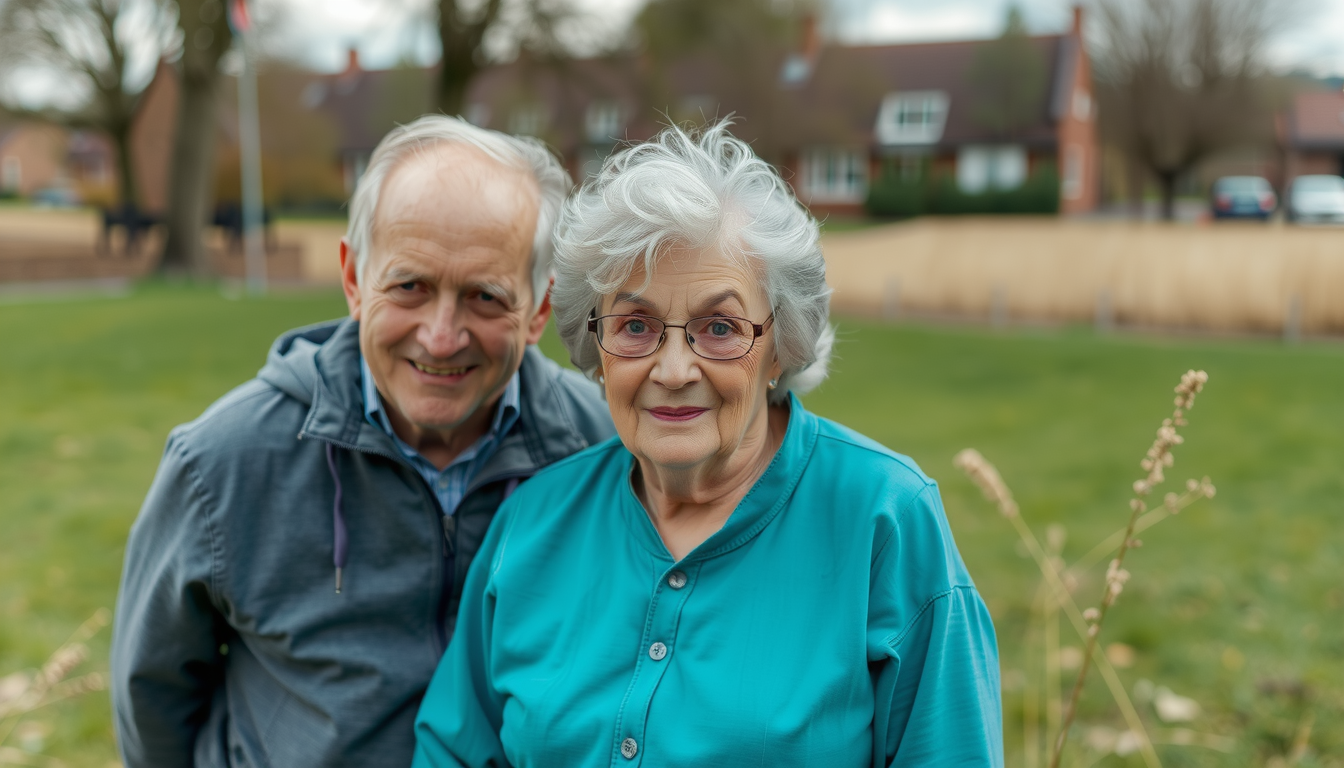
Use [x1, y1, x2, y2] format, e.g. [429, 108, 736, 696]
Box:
[257, 318, 352, 408]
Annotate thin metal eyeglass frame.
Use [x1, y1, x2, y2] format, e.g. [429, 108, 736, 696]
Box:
[586, 311, 775, 361]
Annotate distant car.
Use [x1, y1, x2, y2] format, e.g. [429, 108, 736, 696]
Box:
[1286, 175, 1344, 224]
[31, 186, 81, 208]
[1210, 176, 1276, 220]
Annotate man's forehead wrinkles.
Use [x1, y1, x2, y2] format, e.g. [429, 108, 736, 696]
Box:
[376, 248, 520, 288]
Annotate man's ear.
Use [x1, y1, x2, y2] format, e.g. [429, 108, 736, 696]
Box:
[340, 238, 361, 320]
[524, 276, 554, 345]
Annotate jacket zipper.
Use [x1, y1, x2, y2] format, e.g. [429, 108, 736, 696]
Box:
[300, 432, 452, 654]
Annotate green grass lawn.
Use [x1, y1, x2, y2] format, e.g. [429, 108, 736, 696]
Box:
[1, 284, 1340, 767]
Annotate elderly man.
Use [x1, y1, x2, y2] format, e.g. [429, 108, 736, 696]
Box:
[110, 116, 614, 767]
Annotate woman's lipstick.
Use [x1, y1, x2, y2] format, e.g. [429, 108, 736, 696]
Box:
[647, 406, 709, 422]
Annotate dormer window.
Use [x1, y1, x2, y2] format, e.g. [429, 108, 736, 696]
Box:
[585, 101, 623, 143]
[876, 91, 949, 145]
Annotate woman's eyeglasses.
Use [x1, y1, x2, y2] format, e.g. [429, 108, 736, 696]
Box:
[587, 312, 774, 361]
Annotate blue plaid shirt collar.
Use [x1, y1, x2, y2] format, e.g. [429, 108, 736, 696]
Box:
[360, 357, 521, 515]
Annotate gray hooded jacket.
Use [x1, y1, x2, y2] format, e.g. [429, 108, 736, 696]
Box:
[111, 318, 614, 768]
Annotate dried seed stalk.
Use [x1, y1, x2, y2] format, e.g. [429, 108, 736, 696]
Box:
[1048, 370, 1208, 768]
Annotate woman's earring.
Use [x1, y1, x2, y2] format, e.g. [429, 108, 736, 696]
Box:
[598, 374, 606, 384]
[767, 378, 778, 391]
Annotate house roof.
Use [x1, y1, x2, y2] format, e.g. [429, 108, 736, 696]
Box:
[247, 27, 1085, 161]
[459, 33, 1078, 157]
[1285, 90, 1344, 150]
[765, 35, 1069, 152]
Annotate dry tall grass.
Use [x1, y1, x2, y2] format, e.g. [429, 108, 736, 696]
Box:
[823, 218, 1344, 335]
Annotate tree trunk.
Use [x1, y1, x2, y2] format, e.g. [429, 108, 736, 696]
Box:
[109, 119, 137, 211]
[1157, 171, 1178, 222]
[158, 65, 222, 275]
[435, 0, 500, 116]
[435, 53, 475, 116]
[1126, 156, 1145, 220]
[157, 0, 233, 276]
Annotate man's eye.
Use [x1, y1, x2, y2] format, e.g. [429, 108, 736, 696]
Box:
[395, 281, 419, 292]
[478, 291, 496, 303]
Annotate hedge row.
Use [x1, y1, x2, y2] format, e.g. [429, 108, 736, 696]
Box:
[865, 163, 1060, 217]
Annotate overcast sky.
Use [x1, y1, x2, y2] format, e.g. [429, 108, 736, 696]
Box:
[273, 0, 1344, 77]
[3, 0, 1341, 109]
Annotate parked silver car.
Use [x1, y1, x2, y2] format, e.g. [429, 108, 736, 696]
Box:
[1286, 175, 1344, 224]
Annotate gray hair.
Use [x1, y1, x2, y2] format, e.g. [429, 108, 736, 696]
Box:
[345, 114, 572, 306]
[552, 120, 834, 404]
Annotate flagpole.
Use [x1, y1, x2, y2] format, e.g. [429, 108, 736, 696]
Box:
[234, 0, 266, 295]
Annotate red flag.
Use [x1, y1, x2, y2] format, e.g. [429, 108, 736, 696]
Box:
[228, 0, 251, 35]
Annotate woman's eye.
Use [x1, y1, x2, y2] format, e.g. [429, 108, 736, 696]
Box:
[709, 320, 739, 336]
[625, 320, 647, 335]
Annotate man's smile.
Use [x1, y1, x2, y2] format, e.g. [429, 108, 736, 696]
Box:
[410, 360, 474, 376]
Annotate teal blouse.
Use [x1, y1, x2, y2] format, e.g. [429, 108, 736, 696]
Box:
[414, 396, 1003, 768]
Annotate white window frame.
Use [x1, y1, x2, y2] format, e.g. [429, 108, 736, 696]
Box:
[957, 145, 1028, 193]
[2, 157, 20, 191]
[876, 91, 950, 146]
[1072, 89, 1092, 122]
[1063, 144, 1084, 200]
[585, 101, 622, 143]
[802, 148, 868, 203]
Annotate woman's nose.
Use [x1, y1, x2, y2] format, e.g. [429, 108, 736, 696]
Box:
[649, 330, 702, 389]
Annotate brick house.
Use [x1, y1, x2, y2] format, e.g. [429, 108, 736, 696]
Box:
[0, 121, 67, 197]
[1280, 89, 1344, 181]
[86, 7, 1101, 218]
[766, 7, 1099, 216]
[0, 60, 176, 210]
[303, 9, 1098, 216]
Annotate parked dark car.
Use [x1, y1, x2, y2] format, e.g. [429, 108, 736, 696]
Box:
[1211, 176, 1276, 220]
[1286, 175, 1344, 224]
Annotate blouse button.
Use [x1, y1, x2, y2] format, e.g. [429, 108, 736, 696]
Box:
[667, 570, 687, 589]
[649, 642, 667, 661]
[621, 737, 639, 759]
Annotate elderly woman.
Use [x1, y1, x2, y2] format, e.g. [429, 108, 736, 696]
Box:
[413, 123, 1003, 767]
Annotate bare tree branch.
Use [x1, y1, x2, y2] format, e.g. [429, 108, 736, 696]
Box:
[0, 0, 177, 208]
[1091, 0, 1305, 219]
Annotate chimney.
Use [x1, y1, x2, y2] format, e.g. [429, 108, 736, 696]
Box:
[1071, 5, 1083, 36]
[801, 13, 820, 61]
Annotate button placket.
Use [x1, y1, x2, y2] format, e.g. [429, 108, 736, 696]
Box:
[611, 562, 701, 767]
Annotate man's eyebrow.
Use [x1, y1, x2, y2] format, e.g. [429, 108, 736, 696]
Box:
[379, 267, 430, 285]
[475, 281, 518, 304]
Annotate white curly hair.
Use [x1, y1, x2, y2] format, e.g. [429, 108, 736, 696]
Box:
[551, 120, 834, 404]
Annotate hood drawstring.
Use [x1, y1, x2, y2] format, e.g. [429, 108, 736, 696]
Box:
[325, 443, 350, 594]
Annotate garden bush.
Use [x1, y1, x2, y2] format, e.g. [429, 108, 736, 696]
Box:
[866, 162, 1060, 218]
